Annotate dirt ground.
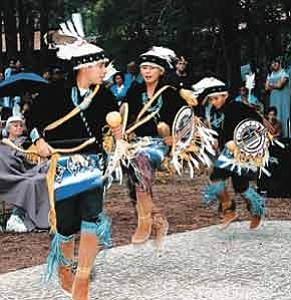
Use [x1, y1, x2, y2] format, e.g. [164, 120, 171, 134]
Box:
[1, 174, 291, 274]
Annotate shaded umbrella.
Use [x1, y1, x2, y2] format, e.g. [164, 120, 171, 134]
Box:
[0, 72, 48, 96]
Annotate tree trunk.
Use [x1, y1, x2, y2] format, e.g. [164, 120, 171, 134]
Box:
[25, 15, 34, 67]
[282, 0, 291, 23]
[3, 0, 17, 60]
[39, 0, 49, 68]
[40, 0, 48, 50]
[16, 0, 34, 67]
[217, 0, 241, 94]
[176, 4, 194, 58]
[17, 0, 26, 55]
[0, 9, 3, 68]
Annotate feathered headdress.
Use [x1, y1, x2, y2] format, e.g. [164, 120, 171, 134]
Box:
[138, 46, 177, 71]
[46, 13, 108, 70]
[192, 77, 228, 105]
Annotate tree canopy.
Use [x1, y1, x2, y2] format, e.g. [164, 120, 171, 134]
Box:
[1, 0, 291, 89]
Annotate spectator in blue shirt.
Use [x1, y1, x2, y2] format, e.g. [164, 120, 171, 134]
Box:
[235, 86, 259, 105]
[110, 72, 127, 106]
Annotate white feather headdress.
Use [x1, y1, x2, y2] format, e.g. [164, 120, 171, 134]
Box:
[47, 13, 108, 70]
[192, 77, 228, 105]
[139, 46, 177, 71]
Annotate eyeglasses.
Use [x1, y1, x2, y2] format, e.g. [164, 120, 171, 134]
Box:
[10, 123, 24, 128]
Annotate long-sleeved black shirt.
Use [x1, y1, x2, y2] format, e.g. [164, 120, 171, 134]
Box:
[124, 81, 185, 137]
[26, 80, 118, 153]
[206, 99, 262, 150]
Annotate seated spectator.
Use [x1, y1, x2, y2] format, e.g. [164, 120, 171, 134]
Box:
[4, 58, 16, 79]
[0, 69, 4, 82]
[20, 92, 37, 120]
[0, 70, 4, 118]
[0, 116, 49, 232]
[51, 67, 65, 83]
[235, 86, 264, 113]
[110, 72, 127, 106]
[0, 69, 12, 120]
[2, 59, 16, 118]
[42, 67, 51, 82]
[266, 106, 283, 138]
[14, 59, 25, 73]
[235, 86, 259, 105]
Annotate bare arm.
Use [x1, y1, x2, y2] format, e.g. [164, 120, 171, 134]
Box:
[268, 77, 288, 90]
[265, 80, 272, 91]
[157, 122, 172, 146]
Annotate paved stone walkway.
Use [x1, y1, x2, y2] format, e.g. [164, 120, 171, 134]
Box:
[1, 220, 291, 300]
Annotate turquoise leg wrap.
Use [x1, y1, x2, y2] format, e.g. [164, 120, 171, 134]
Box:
[81, 211, 112, 249]
[44, 233, 75, 282]
[243, 187, 265, 216]
[202, 181, 225, 205]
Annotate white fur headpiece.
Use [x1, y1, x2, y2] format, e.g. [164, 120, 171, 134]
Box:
[47, 13, 108, 70]
[192, 77, 227, 105]
[139, 46, 177, 71]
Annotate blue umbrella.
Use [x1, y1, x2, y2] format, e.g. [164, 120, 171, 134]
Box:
[0, 72, 48, 96]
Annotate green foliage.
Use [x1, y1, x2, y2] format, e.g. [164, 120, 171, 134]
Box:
[2, 0, 291, 85]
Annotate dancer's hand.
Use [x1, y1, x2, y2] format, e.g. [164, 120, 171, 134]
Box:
[35, 138, 52, 158]
[212, 139, 219, 151]
[164, 136, 173, 146]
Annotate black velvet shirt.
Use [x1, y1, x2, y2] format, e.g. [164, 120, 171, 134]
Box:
[27, 80, 118, 153]
[123, 82, 185, 137]
[207, 99, 262, 150]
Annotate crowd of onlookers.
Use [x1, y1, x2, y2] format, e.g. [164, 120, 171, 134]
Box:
[0, 55, 289, 153]
[0, 56, 289, 139]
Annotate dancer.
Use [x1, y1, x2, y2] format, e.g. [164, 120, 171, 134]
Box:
[125, 47, 186, 244]
[106, 47, 189, 245]
[27, 14, 118, 300]
[193, 77, 270, 230]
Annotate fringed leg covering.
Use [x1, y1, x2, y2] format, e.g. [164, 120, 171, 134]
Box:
[202, 181, 225, 205]
[82, 211, 112, 249]
[44, 233, 75, 282]
[243, 187, 265, 217]
[243, 186, 265, 229]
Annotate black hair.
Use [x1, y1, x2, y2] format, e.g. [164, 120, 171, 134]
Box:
[267, 106, 278, 115]
[113, 72, 124, 83]
[271, 56, 281, 64]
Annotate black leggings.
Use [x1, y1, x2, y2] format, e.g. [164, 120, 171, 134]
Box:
[55, 187, 104, 236]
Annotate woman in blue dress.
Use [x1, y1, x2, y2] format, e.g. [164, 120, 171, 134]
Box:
[265, 57, 290, 137]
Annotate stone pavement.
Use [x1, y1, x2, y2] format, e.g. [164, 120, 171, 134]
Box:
[1, 220, 291, 300]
